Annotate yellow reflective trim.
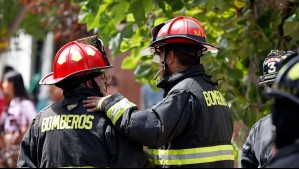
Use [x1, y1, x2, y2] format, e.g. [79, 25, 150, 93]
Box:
[107, 98, 128, 118]
[111, 102, 136, 124]
[194, 30, 203, 36]
[111, 108, 126, 125]
[150, 155, 234, 165]
[147, 145, 234, 165]
[72, 51, 83, 62]
[288, 62, 299, 80]
[264, 74, 276, 80]
[62, 166, 95, 168]
[58, 50, 67, 65]
[84, 46, 96, 56]
[107, 98, 136, 124]
[148, 145, 233, 155]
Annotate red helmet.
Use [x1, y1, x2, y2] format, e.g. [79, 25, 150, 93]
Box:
[40, 36, 113, 85]
[141, 16, 219, 56]
[151, 16, 219, 50]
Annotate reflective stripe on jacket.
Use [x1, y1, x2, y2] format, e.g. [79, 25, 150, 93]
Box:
[148, 145, 234, 165]
[107, 98, 136, 125]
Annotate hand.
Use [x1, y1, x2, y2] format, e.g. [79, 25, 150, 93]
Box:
[83, 96, 101, 112]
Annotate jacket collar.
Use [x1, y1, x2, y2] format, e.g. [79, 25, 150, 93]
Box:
[156, 64, 206, 90]
[62, 88, 100, 109]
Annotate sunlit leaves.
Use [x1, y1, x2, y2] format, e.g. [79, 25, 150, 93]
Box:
[122, 56, 137, 69]
[126, 14, 135, 23]
[256, 9, 278, 37]
[121, 48, 140, 69]
[110, 2, 129, 26]
[284, 15, 299, 43]
[153, 17, 168, 26]
[134, 63, 153, 78]
[109, 33, 121, 57]
[0, 0, 20, 31]
[213, 0, 224, 10]
[128, 1, 146, 26]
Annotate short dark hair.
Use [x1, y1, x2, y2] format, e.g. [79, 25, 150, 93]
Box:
[55, 72, 102, 91]
[4, 65, 14, 74]
[1, 65, 15, 81]
[166, 43, 204, 66]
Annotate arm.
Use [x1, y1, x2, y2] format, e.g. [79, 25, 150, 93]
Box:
[84, 91, 191, 147]
[105, 123, 151, 168]
[17, 118, 38, 168]
[241, 126, 259, 168]
[20, 100, 37, 132]
[16, 100, 37, 144]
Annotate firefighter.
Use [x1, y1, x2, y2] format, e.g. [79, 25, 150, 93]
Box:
[264, 51, 299, 167]
[84, 16, 234, 168]
[17, 36, 151, 168]
[241, 50, 294, 168]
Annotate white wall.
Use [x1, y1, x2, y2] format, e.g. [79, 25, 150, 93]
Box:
[37, 32, 54, 100]
[0, 31, 32, 88]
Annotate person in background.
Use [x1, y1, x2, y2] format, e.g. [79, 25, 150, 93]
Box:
[140, 84, 163, 110]
[3, 66, 14, 76]
[84, 16, 234, 168]
[17, 36, 151, 168]
[0, 86, 4, 119]
[36, 85, 64, 112]
[264, 51, 299, 167]
[241, 50, 293, 168]
[105, 75, 119, 95]
[1, 71, 36, 168]
[0, 65, 16, 167]
[0, 65, 15, 116]
[0, 80, 6, 167]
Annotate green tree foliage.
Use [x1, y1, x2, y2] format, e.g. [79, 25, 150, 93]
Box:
[73, 0, 298, 125]
[0, 0, 92, 51]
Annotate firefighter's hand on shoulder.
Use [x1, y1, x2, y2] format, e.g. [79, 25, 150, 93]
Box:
[83, 95, 111, 112]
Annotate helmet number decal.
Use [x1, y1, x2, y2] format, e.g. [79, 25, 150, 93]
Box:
[267, 62, 277, 74]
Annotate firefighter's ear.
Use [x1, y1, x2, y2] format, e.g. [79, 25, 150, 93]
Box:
[167, 51, 175, 65]
[85, 80, 92, 88]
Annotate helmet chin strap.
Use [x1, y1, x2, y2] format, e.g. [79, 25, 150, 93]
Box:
[153, 69, 163, 80]
[90, 78, 105, 97]
[153, 61, 168, 80]
[153, 46, 169, 80]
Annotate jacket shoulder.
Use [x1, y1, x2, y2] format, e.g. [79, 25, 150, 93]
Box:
[251, 114, 272, 129]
